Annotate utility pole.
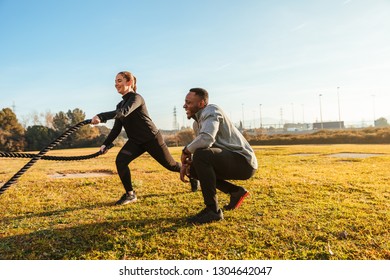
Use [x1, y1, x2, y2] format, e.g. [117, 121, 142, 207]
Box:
[173, 106, 178, 131]
[280, 107, 284, 129]
[319, 94, 323, 129]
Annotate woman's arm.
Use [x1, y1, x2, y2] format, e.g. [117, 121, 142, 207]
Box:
[102, 119, 123, 147]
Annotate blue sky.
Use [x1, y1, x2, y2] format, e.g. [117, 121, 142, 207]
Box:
[1, 0, 389, 130]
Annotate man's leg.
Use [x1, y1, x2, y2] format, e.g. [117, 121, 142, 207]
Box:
[191, 147, 255, 213]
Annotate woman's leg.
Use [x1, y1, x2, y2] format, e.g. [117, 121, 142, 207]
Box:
[143, 132, 181, 172]
[116, 140, 145, 192]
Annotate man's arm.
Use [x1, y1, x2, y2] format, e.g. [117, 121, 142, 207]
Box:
[185, 133, 215, 153]
[186, 113, 221, 153]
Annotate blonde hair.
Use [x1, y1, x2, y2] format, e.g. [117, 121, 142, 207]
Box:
[118, 71, 137, 92]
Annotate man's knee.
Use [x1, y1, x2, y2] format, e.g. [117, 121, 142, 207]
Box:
[192, 148, 213, 165]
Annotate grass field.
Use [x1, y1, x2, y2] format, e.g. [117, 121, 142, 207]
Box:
[0, 145, 389, 260]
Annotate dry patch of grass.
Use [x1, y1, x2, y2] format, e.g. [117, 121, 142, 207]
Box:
[1, 145, 389, 259]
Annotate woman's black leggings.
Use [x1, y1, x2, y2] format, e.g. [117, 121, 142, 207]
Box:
[115, 132, 181, 192]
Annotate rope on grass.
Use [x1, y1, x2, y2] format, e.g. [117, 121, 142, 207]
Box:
[0, 119, 112, 196]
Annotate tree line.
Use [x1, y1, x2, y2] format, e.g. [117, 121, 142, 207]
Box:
[5, 106, 387, 152]
[0, 107, 195, 152]
[0, 107, 112, 152]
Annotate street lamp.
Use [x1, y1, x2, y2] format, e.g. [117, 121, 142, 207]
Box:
[259, 104, 263, 129]
[291, 103, 295, 124]
[253, 110, 256, 129]
[372, 94, 376, 126]
[319, 94, 323, 129]
[241, 103, 245, 129]
[337, 87, 342, 129]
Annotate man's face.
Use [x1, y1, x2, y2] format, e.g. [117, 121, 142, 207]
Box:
[183, 91, 205, 119]
[115, 74, 132, 95]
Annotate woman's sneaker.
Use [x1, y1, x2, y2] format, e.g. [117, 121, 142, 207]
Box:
[115, 191, 137, 205]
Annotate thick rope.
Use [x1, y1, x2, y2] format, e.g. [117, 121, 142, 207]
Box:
[0, 146, 113, 161]
[0, 119, 110, 195]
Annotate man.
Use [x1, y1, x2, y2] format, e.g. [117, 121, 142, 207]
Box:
[181, 88, 258, 224]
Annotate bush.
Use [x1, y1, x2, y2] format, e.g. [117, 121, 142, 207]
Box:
[248, 127, 390, 145]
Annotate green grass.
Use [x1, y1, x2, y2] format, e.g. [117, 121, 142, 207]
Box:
[0, 145, 389, 260]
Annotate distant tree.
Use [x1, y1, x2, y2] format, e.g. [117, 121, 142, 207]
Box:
[53, 111, 70, 132]
[0, 108, 26, 151]
[96, 125, 111, 136]
[162, 129, 195, 147]
[88, 125, 111, 147]
[67, 108, 85, 125]
[52, 111, 71, 148]
[25, 125, 57, 151]
[67, 108, 102, 147]
[44, 110, 54, 129]
[163, 133, 180, 147]
[0, 129, 12, 150]
[176, 129, 195, 145]
[52, 108, 102, 148]
[375, 117, 389, 127]
[31, 111, 42, 126]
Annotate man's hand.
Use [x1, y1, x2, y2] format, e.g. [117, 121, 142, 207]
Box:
[181, 147, 192, 164]
[91, 115, 101, 125]
[180, 163, 190, 182]
[180, 147, 192, 182]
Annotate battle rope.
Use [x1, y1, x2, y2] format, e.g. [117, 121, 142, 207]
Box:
[0, 149, 112, 161]
[0, 119, 112, 195]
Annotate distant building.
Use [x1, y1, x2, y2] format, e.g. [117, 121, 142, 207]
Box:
[313, 121, 344, 130]
[283, 123, 311, 132]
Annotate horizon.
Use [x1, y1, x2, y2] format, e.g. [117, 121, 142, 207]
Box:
[1, 0, 389, 130]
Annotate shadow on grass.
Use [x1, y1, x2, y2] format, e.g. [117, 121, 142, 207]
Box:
[0, 216, 190, 260]
[0, 202, 113, 224]
[0, 190, 197, 260]
[0, 190, 191, 224]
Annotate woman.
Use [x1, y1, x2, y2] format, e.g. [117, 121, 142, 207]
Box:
[92, 71, 196, 205]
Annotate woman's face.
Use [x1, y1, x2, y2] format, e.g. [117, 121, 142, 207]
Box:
[115, 74, 132, 95]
